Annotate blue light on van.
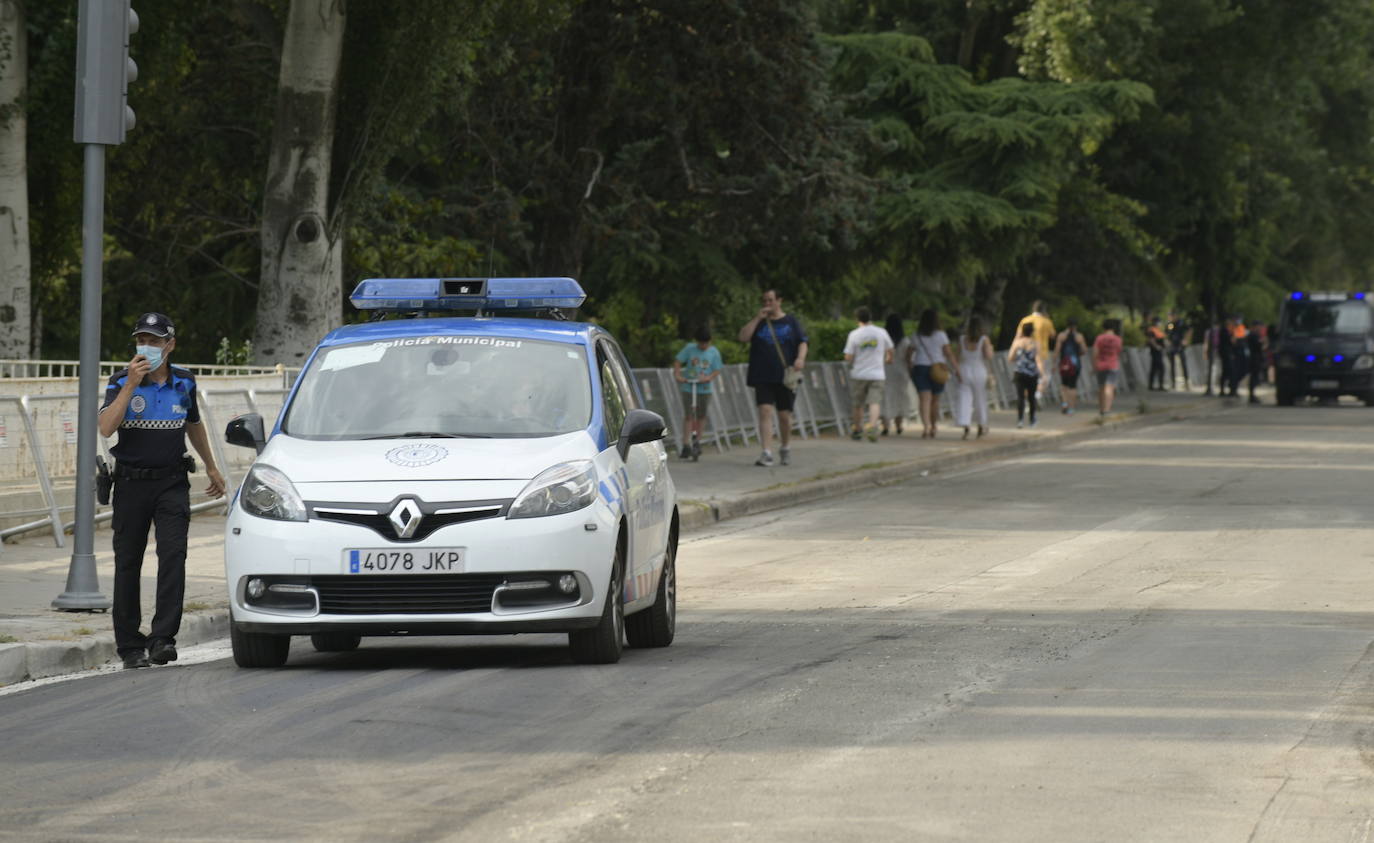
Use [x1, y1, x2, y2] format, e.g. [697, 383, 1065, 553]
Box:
[1334, 355, 1345, 363]
[1355, 292, 1367, 300]
[349, 277, 586, 312]
[1291, 292, 1304, 300]
[1305, 355, 1317, 362]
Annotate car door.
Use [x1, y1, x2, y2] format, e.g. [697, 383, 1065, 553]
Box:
[596, 339, 660, 603]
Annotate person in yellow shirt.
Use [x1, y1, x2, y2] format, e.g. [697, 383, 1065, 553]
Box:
[1015, 301, 1056, 397]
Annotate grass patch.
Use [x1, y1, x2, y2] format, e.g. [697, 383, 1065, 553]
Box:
[184, 601, 212, 612]
[0, 634, 18, 644]
[74, 627, 95, 636]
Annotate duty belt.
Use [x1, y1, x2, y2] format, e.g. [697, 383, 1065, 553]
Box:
[113, 463, 187, 481]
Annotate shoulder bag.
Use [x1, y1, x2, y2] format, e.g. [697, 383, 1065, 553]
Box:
[767, 319, 804, 391]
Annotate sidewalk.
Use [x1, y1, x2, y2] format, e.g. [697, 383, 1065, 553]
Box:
[0, 386, 1235, 686]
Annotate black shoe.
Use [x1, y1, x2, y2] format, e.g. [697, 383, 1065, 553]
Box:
[148, 641, 178, 665]
[122, 651, 151, 670]
[679, 445, 691, 460]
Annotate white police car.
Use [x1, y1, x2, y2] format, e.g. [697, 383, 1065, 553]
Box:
[223, 278, 677, 666]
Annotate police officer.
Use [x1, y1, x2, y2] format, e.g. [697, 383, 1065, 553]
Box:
[98, 313, 226, 669]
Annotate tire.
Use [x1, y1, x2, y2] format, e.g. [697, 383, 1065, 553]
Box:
[310, 632, 362, 652]
[1276, 388, 1296, 407]
[569, 544, 625, 665]
[626, 527, 676, 649]
[230, 620, 290, 668]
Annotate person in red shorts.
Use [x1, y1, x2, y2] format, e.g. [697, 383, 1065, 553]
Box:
[1093, 318, 1124, 416]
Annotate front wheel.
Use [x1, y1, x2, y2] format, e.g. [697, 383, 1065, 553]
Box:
[569, 546, 625, 664]
[230, 620, 290, 668]
[627, 528, 676, 649]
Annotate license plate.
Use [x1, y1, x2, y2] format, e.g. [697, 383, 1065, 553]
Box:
[344, 548, 465, 574]
[1311, 379, 1340, 390]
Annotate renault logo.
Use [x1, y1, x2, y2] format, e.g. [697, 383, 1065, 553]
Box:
[388, 498, 423, 539]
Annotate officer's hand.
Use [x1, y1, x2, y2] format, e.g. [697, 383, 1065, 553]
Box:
[205, 468, 226, 499]
[128, 355, 150, 386]
[757, 307, 770, 321]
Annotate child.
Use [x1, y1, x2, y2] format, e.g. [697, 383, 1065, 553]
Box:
[673, 327, 724, 459]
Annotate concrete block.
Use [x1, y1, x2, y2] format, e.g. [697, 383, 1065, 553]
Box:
[0, 643, 27, 686]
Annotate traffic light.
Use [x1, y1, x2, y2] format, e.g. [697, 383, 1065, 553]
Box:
[73, 0, 139, 145]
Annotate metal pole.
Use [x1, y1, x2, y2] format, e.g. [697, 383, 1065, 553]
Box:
[53, 143, 111, 610]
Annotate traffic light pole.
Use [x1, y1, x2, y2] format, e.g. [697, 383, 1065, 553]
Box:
[53, 143, 111, 611]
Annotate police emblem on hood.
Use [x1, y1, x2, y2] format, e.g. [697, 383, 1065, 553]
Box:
[385, 443, 448, 467]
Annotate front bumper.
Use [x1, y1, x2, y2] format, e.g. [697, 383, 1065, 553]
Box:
[1276, 368, 1374, 396]
[225, 499, 617, 633]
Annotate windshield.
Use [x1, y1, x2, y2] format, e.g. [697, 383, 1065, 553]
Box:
[283, 336, 592, 440]
[1282, 301, 1372, 338]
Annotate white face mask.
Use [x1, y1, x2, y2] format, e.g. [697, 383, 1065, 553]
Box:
[137, 344, 164, 371]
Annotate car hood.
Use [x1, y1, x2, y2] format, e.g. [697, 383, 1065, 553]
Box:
[257, 432, 595, 484]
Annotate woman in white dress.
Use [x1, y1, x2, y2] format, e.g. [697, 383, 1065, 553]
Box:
[953, 316, 993, 439]
[881, 314, 912, 435]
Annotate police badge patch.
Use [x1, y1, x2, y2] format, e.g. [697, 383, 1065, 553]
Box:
[130, 395, 146, 414]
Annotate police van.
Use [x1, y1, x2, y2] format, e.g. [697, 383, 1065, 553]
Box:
[222, 277, 677, 666]
[1273, 291, 1374, 406]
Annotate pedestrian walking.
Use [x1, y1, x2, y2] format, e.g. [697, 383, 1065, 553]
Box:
[1166, 310, 1191, 389]
[881, 314, 912, 436]
[1008, 322, 1043, 428]
[738, 289, 808, 466]
[1093, 318, 1124, 415]
[844, 307, 894, 442]
[98, 313, 226, 670]
[1146, 316, 1167, 390]
[953, 316, 993, 438]
[672, 327, 724, 459]
[1016, 300, 1056, 401]
[1228, 315, 1249, 397]
[1054, 318, 1088, 414]
[908, 308, 960, 439]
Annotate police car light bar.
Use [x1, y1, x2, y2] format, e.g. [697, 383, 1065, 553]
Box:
[349, 277, 586, 312]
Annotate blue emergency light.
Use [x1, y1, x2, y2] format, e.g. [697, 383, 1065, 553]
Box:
[1290, 291, 1304, 300]
[349, 277, 586, 313]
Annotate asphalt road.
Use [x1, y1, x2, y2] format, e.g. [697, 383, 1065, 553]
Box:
[2, 405, 1373, 841]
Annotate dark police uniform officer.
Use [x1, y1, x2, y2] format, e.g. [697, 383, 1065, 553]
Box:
[98, 313, 225, 669]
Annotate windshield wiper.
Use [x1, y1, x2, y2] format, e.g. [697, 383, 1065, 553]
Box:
[360, 431, 491, 440]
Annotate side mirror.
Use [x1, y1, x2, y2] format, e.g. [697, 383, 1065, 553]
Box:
[226, 413, 266, 455]
[617, 408, 666, 460]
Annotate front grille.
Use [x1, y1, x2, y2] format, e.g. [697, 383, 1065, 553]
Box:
[312, 574, 506, 615]
[307, 498, 509, 542]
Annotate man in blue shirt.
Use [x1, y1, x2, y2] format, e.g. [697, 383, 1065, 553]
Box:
[673, 327, 724, 459]
[98, 313, 226, 669]
[738, 289, 808, 467]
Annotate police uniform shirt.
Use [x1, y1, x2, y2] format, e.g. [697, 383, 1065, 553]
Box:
[101, 366, 200, 468]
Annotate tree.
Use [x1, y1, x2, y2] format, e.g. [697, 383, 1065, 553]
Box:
[252, 0, 346, 365]
[0, 0, 29, 358]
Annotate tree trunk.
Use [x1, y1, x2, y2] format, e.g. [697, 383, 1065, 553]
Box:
[0, 0, 30, 360]
[252, 0, 345, 366]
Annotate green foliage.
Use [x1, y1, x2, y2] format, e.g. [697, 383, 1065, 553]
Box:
[214, 337, 254, 367]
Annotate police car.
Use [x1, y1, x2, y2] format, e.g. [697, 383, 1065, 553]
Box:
[222, 278, 677, 666]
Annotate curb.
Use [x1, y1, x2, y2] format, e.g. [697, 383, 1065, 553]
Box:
[678, 398, 1231, 532]
[0, 609, 230, 687]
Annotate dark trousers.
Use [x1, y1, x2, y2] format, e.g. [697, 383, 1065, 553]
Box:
[1168, 347, 1189, 387]
[1014, 372, 1038, 422]
[112, 473, 190, 656]
[1148, 349, 1165, 389]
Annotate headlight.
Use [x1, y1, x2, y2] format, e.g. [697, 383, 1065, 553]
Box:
[1353, 354, 1374, 371]
[508, 461, 596, 519]
[239, 464, 306, 522]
